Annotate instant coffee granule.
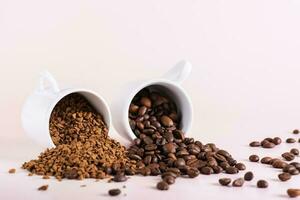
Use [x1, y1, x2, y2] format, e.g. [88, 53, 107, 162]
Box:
[22, 94, 135, 180]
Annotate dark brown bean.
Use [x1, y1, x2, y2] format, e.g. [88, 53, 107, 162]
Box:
[292, 129, 299, 134]
[282, 152, 295, 161]
[232, 178, 244, 187]
[273, 137, 282, 145]
[249, 141, 260, 147]
[162, 143, 176, 154]
[219, 178, 231, 186]
[287, 189, 300, 198]
[200, 166, 213, 175]
[257, 180, 268, 188]
[174, 158, 186, 168]
[272, 160, 288, 169]
[249, 155, 259, 162]
[262, 141, 275, 148]
[278, 172, 291, 181]
[225, 166, 238, 174]
[112, 174, 127, 182]
[138, 106, 147, 116]
[140, 97, 152, 108]
[160, 115, 173, 127]
[244, 171, 254, 181]
[163, 175, 175, 185]
[290, 148, 299, 156]
[187, 168, 200, 178]
[108, 188, 121, 196]
[235, 163, 246, 170]
[129, 104, 139, 113]
[261, 157, 272, 164]
[156, 181, 169, 190]
[286, 138, 296, 143]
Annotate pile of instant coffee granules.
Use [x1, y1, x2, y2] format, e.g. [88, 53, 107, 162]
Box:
[22, 94, 135, 180]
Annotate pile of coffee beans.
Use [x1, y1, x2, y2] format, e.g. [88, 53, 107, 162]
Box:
[22, 94, 135, 180]
[127, 88, 243, 190]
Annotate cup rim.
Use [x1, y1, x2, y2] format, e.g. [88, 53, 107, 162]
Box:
[45, 88, 112, 147]
[123, 78, 193, 141]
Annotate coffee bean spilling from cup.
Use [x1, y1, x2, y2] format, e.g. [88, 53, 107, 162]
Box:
[127, 88, 243, 190]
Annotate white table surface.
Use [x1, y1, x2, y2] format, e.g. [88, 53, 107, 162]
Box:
[1, 0, 300, 199]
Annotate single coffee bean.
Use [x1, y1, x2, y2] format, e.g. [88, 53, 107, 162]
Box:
[262, 141, 275, 148]
[163, 175, 175, 185]
[219, 178, 231, 186]
[261, 157, 272, 164]
[273, 137, 282, 145]
[108, 188, 121, 196]
[232, 178, 244, 187]
[286, 138, 296, 143]
[200, 166, 213, 175]
[162, 143, 176, 154]
[244, 171, 254, 181]
[144, 144, 157, 151]
[272, 160, 288, 169]
[282, 152, 295, 161]
[174, 158, 186, 168]
[140, 167, 151, 176]
[290, 162, 300, 170]
[290, 148, 299, 156]
[235, 163, 246, 171]
[140, 97, 152, 108]
[289, 168, 300, 175]
[138, 106, 147, 116]
[187, 168, 200, 178]
[249, 155, 259, 162]
[249, 141, 260, 147]
[160, 115, 174, 127]
[257, 180, 268, 188]
[112, 174, 127, 182]
[225, 166, 238, 174]
[287, 189, 300, 198]
[156, 181, 169, 190]
[293, 129, 299, 134]
[129, 104, 139, 113]
[278, 172, 291, 181]
[283, 165, 296, 173]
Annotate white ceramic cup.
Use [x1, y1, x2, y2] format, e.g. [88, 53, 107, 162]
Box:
[111, 60, 193, 142]
[21, 71, 112, 148]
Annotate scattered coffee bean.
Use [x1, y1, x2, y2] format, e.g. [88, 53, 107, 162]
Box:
[232, 178, 244, 187]
[188, 168, 200, 178]
[272, 160, 288, 169]
[219, 178, 231, 186]
[290, 148, 299, 156]
[38, 185, 48, 191]
[290, 162, 300, 170]
[262, 141, 275, 148]
[225, 166, 238, 174]
[160, 115, 174, 127]
[273, 137, 282, 145]
[257, 180, 268, 188]
[244, 171, 254, 181]
[289, 168, 299, 175]
[286, 138, 296, 143]
[156, 181, 169, 190]
[261, 157, 272, 164]
[163, 176, 175, 185]
[8, 168, 16, 174]
[287, 189, 300, 198]
[249, 141, 260, 147]
[282, 152, 295, 161]
[235, 163, 246, 170]
[278, 172, 291, 181]
[292, 129, 299, 134]
[108, 188, 121, 196]
[249, 155, 259, 162]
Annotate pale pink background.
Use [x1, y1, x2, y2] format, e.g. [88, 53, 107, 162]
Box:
[1, 0, 300, 199]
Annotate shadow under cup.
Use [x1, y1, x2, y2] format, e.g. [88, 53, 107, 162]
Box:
[127, 82, 193, 138]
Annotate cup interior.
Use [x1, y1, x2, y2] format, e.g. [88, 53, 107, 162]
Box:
[47, 89, 111, 146]
[126, 81, 193, 139]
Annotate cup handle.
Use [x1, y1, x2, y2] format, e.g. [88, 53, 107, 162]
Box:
[37, 71, 60, 94]
[161, 60, 192, 84]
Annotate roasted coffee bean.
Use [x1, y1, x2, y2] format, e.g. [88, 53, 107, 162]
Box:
[217, 150, 231, 158]
[140, 167, 151, 176]
[163, 175, 175, 185]
[289, 168, 299, 175]
[156, 181, 169, 190]
[212, 166, 222, 174]
[113, 174, 127, 182]
[249, 141, 260, 147]
[290, 162, 300, 170]
[108, 188, 121, 196]
[143, 136, 153, 145]
[144, 144, 157, 151]
[278, 172, 291, 181]
[293, 129, 299, 134]
[200, 166, 213, 175]
[38, 185, 49, 191]
[249, 155, 259, 162]
[244, 171, 254, 181]
[219, 162, 230, 170]
[262, 141, 275, 148]
[282, 152, 295, 161]
[140, 97, 152, 108]
[290, 148, 299, 156]
[232, 178, 244, 187]
[257, 180, 268, 188]
[161, 171, 177, 179]
[138, 106, 147, 116]
[187, 168, 200, 178]
[162, 143, 176, 154]
[283, 165, 296, 173]
[272, 160, 288, 169]
[225, 166, 238, 174]
[261, 157, 272, 164]
[174, 158, 186, 168]
[235, 163, 246, 171]
[273, 137, 282, 145]
[160, 115, 173, 127]
[129, 104, 139, 113]
[8, 168, 16, 174]
[286, 138, 296, 143]
[287, 189, 300, 198]
[219, 178, 231, 186]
